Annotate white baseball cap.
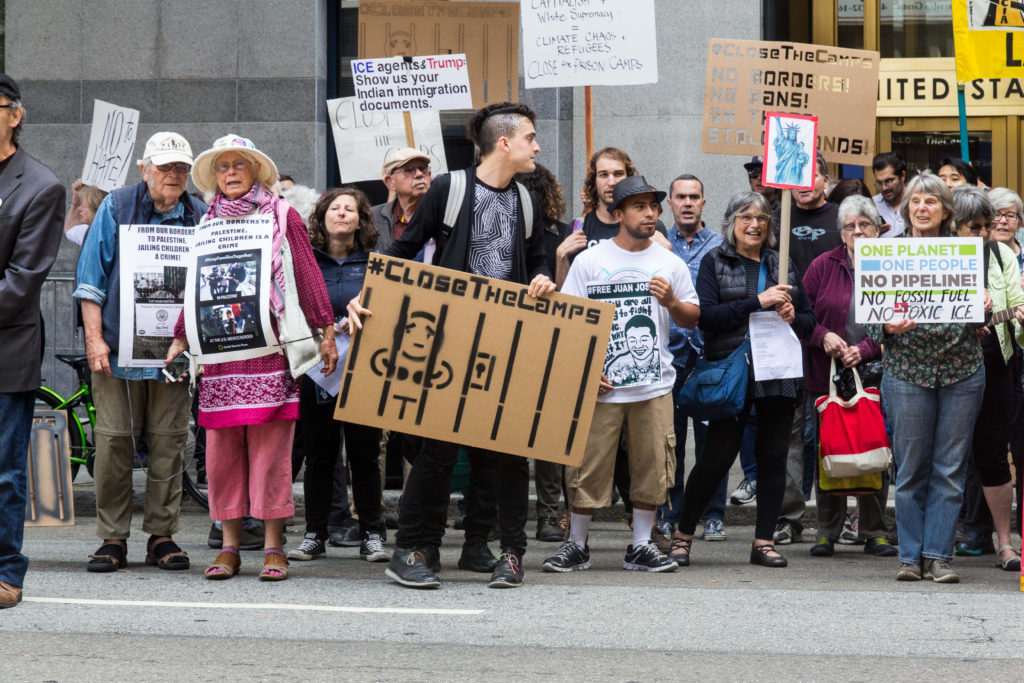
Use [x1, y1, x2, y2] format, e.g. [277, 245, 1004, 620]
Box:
[138, 132, 193, 166]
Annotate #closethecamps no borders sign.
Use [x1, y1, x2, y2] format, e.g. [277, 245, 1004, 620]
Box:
[854, 237, 985, 324]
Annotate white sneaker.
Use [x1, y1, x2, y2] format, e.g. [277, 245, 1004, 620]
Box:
[360, 532, 390, 562]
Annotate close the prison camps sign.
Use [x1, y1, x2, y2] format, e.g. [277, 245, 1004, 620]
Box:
[335, 255, 614, 467]
[854, 238, 985, 324]
[701, 39, 879, 166]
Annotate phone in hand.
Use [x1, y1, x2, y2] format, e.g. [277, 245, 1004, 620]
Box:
[162, 350, 193, 382]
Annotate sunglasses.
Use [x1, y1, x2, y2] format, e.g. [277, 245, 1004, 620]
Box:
[155, 162, 191, 173]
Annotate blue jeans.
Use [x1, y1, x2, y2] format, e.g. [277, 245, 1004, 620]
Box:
[0, 391, 33, 588]
[882, 368, 985, 564]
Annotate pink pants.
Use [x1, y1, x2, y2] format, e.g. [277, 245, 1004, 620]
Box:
[206, 421, 296, 521]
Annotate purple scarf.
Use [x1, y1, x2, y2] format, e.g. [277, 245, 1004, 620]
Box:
[206, 183, 286, 318]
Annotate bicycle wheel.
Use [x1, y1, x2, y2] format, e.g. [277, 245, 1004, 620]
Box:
[182, 395, 209, 509]
[34, 387, 88, 481]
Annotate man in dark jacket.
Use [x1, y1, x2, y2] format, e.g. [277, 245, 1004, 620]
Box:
[371, 147, 432, 254]
[349, 102, 554, 589]
[0, 74, 66, 608]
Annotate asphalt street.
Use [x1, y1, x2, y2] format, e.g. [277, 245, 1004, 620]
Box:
[2, 484, 1022, 682]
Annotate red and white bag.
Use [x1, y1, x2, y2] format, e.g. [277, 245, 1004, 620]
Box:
[815, 359, 892, 478]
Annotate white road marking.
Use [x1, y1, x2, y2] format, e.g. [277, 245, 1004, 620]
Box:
[24, 596, 483, 615]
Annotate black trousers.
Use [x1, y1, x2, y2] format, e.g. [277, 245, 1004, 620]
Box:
[680, 396, 793, 540]
[396, 439, 529, 556]
[298, 377, 383, 536]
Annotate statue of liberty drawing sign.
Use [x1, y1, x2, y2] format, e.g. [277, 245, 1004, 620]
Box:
[772, 119, 809, 186]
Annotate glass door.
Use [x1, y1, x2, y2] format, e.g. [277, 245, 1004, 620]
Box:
[876, 116, 1006, 188]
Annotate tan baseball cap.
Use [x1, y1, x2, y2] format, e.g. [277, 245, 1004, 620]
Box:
[138, 132, 193, 166]
[382, 147, 431, 177]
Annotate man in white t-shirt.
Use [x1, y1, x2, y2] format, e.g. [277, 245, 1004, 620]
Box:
[545, 175, 700, 573]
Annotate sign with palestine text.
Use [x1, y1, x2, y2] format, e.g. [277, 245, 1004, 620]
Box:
[335, 256, 614, 467]
[854, 237, 985, 324]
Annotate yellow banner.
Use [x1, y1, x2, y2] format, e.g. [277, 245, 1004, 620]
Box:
[953, 0, 1024, 82]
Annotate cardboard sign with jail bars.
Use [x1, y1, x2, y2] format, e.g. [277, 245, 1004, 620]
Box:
[335, 255, 614, 466]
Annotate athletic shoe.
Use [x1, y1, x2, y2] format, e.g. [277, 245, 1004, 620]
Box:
[360, 532, 390, 562]
[458, 542, 498, 573]
[896, 562, 922, 581]
[536, 516, 564, 543]
[702, 519, 727, 541]
[729, 477, 756, 505]
[386, 549, 441, 589]
[422, 545, 441, 573]
[864, 537, 898, 557]
[623, 542, 678, 572]
[541, 541, 591, 572]
[287, 533, 327, 561]
[838, 512, 859, 544]
[328, 519, 361, 547]
[955, 530, 996, 556]
[773, 519, 802, 545]
[488, 550, 524, 588]
[652, 521, 674, 554]
[922, 558, 960, 583]
[809, 536, 835, 557]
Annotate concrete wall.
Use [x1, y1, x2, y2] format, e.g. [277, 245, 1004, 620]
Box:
[8, 0, 328, 395]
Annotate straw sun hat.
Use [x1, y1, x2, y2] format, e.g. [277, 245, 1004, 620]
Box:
[191, 133, 279, 195]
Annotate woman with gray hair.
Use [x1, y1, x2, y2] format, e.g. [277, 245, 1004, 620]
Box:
[987, 187, 1024, 274]
[803, 196, 893, 558]
[951, 185, 1024, 572]
[667, 191, 814, 569]
[865, 172, 986, 583]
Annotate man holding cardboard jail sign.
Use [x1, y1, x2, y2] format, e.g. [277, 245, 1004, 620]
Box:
[346, 103, 556, 590]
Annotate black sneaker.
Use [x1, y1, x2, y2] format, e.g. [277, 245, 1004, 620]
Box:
[623, 542, 678, 572]
[458, 542, 498, 573]
[287, 533, 327, 561]
[488, 549, 524, 588]
[422, 545, 441, 573]
[328, 519, 361, 548]
[360, 532, 391, 562]
[385, 548, 441, 589]
[536, 516, 564, 542]
[541, 541, 591, 572]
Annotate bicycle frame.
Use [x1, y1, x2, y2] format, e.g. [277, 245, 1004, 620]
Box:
[36, 384, 94, 465]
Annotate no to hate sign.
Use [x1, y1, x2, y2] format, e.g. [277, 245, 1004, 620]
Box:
[854, 237, 984, 324]
[351, 54, 473, 112]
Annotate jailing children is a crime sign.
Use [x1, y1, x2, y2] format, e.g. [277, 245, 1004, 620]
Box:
[854, 237, 985, 324]
[334, 255, 614, 467]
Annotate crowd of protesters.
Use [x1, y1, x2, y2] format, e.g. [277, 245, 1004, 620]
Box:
[2, 80, 1022, 608]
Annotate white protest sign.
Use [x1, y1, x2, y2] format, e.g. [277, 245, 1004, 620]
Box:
[854, 237, 985, 324]
[327, 97, 447, 183]
[82, 100, 139, 192]
[117, 224, 194, 367]
[184, 215, 278, 363]
[350, 54, 472, 112]
[521, 0, 658, 88]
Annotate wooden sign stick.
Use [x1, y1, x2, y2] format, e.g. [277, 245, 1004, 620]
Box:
[584, 86, 594, 161]
[403, 111, 415, 147]
[778, 189, 792, 286]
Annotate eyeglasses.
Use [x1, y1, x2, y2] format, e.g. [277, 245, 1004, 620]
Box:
[841, 220, 875, 232]
[154, 162, 191, 174]
[0, 104, 16, 110]
[397, 164, 430, 177]
[737, 213, 769, 225]
[214, 160, 251, 174]
[746, 170, 762, 179]
[994, 211, 1019, 223]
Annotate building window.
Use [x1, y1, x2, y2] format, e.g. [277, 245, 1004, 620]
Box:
[762, 0, 813, 44]
[880, 1, 953, 58]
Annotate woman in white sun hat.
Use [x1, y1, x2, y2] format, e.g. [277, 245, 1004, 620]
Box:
[166, 134, 336, 582]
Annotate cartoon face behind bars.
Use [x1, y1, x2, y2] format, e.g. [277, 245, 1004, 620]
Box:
[370, 308, 454, 420]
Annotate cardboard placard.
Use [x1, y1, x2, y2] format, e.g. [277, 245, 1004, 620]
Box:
[854, 237, 984, 324]
[954, 0, 1024, 82]
[82, 99, 139, 192]
[520, 0, 658, 88]
[118, 223, 194, 367]
[701, 39, 879, 166]
[327, 96, 448, 183]
[25, 411, 75, 527]
[358, 0, 519, 109]
[351, 54, 473, 112]
[335, 255, 614, 466]
[762, 112, 818, 191]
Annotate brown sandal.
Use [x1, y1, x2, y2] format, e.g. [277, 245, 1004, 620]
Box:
[145, 536, 190, 570]
[259, 549, 289, 581]
[205, 551, 241, 580]
[668, 537, 692, 566]
[87, 540, 127, 573]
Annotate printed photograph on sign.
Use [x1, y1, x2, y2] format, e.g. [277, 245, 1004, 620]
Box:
[198, 261, 256, 301]
[585, 280, 661, 389]
[194, 251, 264, 355]
[762, 112, 818, 191]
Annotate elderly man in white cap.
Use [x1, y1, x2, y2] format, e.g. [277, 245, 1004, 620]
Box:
[371, 147, 432, 253]
[74, 132, 208, 574]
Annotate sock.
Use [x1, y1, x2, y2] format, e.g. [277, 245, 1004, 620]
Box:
[221, 546, 239, 555]
[632, 509, 656, 548]
[568, 513, 591, 547]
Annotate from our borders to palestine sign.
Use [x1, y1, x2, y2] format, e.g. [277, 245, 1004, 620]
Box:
[854, 237, 985, 324]
[954, 0, 1024, 82]
[701, 39, 879, 166]
[335, 255, 614, 467]
[520, 0, 658, 89]
[118, 223, 194, 367]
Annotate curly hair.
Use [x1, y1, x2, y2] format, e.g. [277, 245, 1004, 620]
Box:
[582, 147, 636, 213]
[307, 186, 378, 253]
[514, 163, 566, 225]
